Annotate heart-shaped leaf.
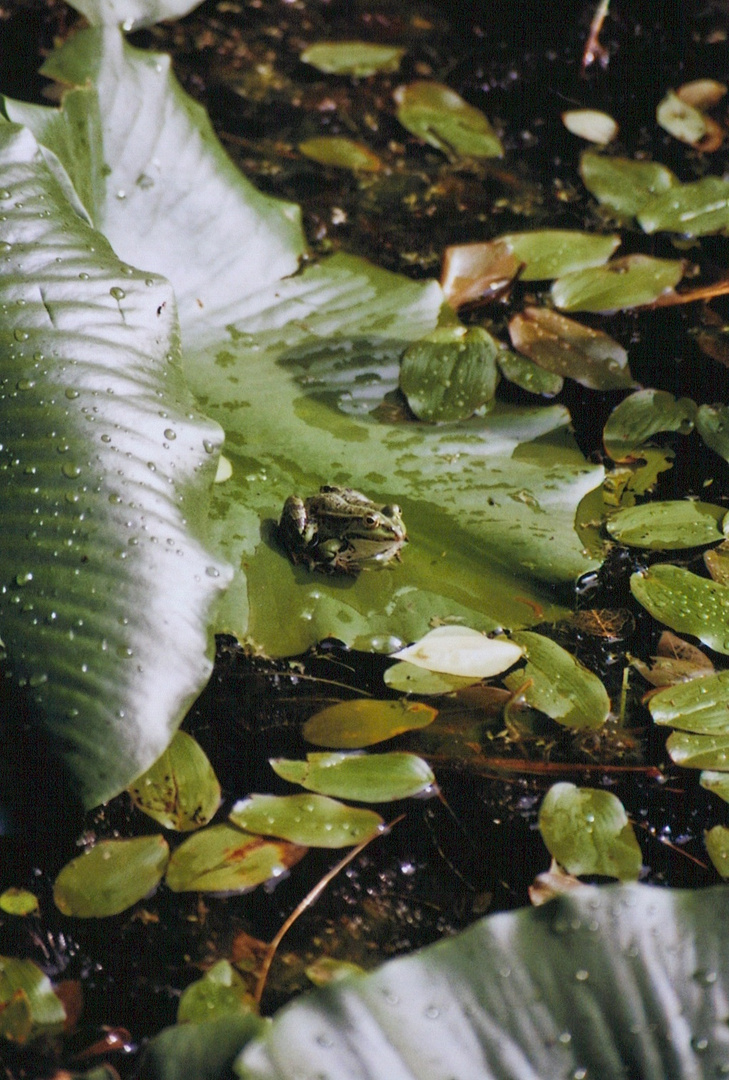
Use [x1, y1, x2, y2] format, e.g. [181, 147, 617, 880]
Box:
[538, 783, 641, 881]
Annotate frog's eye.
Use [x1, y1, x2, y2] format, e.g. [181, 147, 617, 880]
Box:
[381, 504, 400, 517]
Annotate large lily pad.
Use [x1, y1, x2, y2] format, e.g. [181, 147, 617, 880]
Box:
[35, 29, 604, 656]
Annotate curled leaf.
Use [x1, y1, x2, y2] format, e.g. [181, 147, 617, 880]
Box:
[562, 109, 617, 144]
[177, 960, 256, 1024]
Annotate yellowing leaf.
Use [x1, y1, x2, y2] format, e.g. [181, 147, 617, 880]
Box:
[165, 825, 306, 893]
[509, 307, 635, 391]
[300, 41, 405, 77]
[128, 730, 221, 832]
[705, 825, 729, 878]
[391, 626, 523, 678]
[270, 752, 435, 802]
[302, 698, 436, 748]
[299, 137, 382, 173]
[53, 836, 169, 917]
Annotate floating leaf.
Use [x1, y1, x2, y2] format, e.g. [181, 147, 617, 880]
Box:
[300, 42, 405, 77]
[631, 565, 729, 655]
[504, 631, 610, 730]
[506, 231, 620, 281]
[606, 500, 725, 550]
[579, 150, 677, 218]
[649, 670, 729, 733]
[603, 389, 697, 462]
[705, 541, 729, 585]
[677, 79, 727, 108]
[305, 957, 365, 987]
[638, 176, 729, 236]
[705, 826, 729, 878]
[495, 348, 564, 396]
[666, 731, 729, 770]
[298, 137, 382, 172]
[696, 404, 729, 464]
[0, 956, 66, 1039]
[302, 699, 437, 749]
[440, 240, 520, 307]
[656, 89, 708, 145]
[399, 326, 499, 422]
[509, 306, 635, 391]
[53, 835, 169, 917]
[552, 254, 684, 313]
[0, 889, 38, 916]
[177, 961, 256, 1024]
[562, 109, 617, 144]
[127, 730, 221, 832]
[538, 783, 642, 881]
[229, 793, 383, 847]
[700, 771, 729, 803]
[270, 752, 435, 802]
[143, 1014, 264, 1080]
[165, 824, 306, 893]
[391, 626, 523, 678]
[383, 661, 479, 695]
[394, 80, 503, 158]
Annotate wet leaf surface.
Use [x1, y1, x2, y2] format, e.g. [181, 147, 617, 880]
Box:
[177, 960, 256, 1024]
[270, 752, 435, 802]
[229, 794, 383, 847]
[399, 326, 500, 422]
[537, 783, 641, 881]
[579, 151, 677, 218]
[128, 730, 221, 832]
[509, 307, 635, 391]
[638, 176, 729, 236]
[165, 824, 307, 894]
[631, 565, 729, 656]
[551, 254, 685, 313]
[53, 836, 170, 918]
[606, 500, 726, 550]
[504, 631, 610, 730]
[302, 698, 437, 749]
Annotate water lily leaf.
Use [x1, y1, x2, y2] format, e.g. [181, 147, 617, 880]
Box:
[142, 1014, 265, 1080]
[606, 500, 726, 550]
[0, 956, 66, 1038]
[537, 783, 641, 881]
[399, 326, 500, 422]
[165, 824, 307, 893]
[300, 42, 405, 78]
[0, 889, 38, 916]
[656, 90, 709, 145]
[301, 699, 437, 749]
[697, 404, 729, 463]
[603, 389, 697, 462]
[391, 626, 523, 678]
[631, 565, 729, 655]
[383, 661, 479, 695]
[579, 150, 678, 218]
[37, 28, 605, 658]
[270, 752, 435, 802]
[638, 176, 729, 236]
[705, 825, 729, 878]
[666, 731, 729, 770]
[53, 835, 169, 917]
[177, 961, 256, 1024]
[700, 771, 729, 803]
[552, 254, 684, 312]
[495, 348, 564, 397]
[234, 883, 729, 1080]
[509, 306, 635, 391]
[298, 137, 382, 173]
[394, 81, 503, 159]
[562, 109, 617, 144]
[127, 730, 221, 832]
[705, 542, 729, 585]
[504, 631, 610, 730]
[0, 120, 230, 811]
[649, 669, 729, 733]
[229, 793, 383, 847]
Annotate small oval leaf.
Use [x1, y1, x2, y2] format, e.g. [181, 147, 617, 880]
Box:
[302, 699, 437, 749]
[0, 889, 39, 917]
[580, 152, 678, 217]
[300, 42, 405, 77]
[177, 960, 256, 1024]
[509, 307, 635, 391]
[383, 661, 480, 695]
[504, 631, 610, 730]
[562, 109, 618, 144]
[394, 81, 503, 159]
[607, 500, 725, 550]
[638, 176, 729, 236]
[53, 836, 169, 917]
[399, 326, 500, 422]
[128, 730, 221, 832]
[391, 626, 523, 678]
[298, 137, 382, 173]
[270, 752, 435, 802]
[631, 565, 729, 655]
[538, 783, 642, 881]
[165, 824, 307, 893]
[229, 794, 383, 847]
[552, 255, 684, 313]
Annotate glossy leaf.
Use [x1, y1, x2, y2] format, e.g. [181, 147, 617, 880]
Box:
[562, 109, 617, 144]
[504, 631, 610, 730]
[302, 699, 437, 749]
[551, 255, 684, 313]
[495, 347, 564, 397]
[383, 661, 479, 695]
[305, 957, 365, 986]
[649, 670, 729, 733]
[631, 565, 729, 655]
[705, 826, 729, 878]
[229, 793, 383, 847]
[298, 137, 381, 172]
[391, 626, 523, 678]
[0, 889, 38, 916]
[666, 731, 729, 770]
[509, 306, 635, 391]
[538, 783, 641, 881]
[579, 151, 677, 217]
[440, 239, 520, 307]
[399, 326, 500, 422]
[53, 835, 169, 917]
[603, 389, 697, 462]
[700, 771, 729, 803]
[697, 404, 729, 464]
[165, 824, 306, 893]
[234, 882, 729, 1080]
[142, 1014, 265, 1080]
[705, 542, 729, 586]
[505, 230, 620, 281]
[606, 500, 725, 550]
[394, 80, 503, 158]
[300, 42, 405, 77]
[270, 752, 435, 802]
[0, 956, 66, 1037]
[127, 730, 221, 832]
[177, 961, 256, 1024]
[638, 176, 729, 236]
[38, 29, 605, 657]
[656, 90, 709, 145]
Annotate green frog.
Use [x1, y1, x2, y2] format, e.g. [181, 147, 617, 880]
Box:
[279, 485, 407, 575]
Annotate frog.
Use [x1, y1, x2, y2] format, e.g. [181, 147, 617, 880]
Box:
[278, 485, 407, 575]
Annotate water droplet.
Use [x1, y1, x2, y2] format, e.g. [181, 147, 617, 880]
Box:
[205, 566, 220, 578]
[424, 1005, 440, 1019]
[575, 969, 589, 982]
[0, 190, 9, 200]
[16, 379, 35, 391]
[14, 329, 29, 342]
[110, 286, 126, 301]
[62, 463, 82, 479]
[0, 241, 11, 254]
[79, 272, 90, 281]
[28, 672, 47, 687]
[65, 388, 80, 400]
[15, 572, 33, 586]
[692, 1036, 709, 1053]
[558, 1032, 572, 1045]
[203, 439, 215, 454]
[163, 428, 176, 440]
